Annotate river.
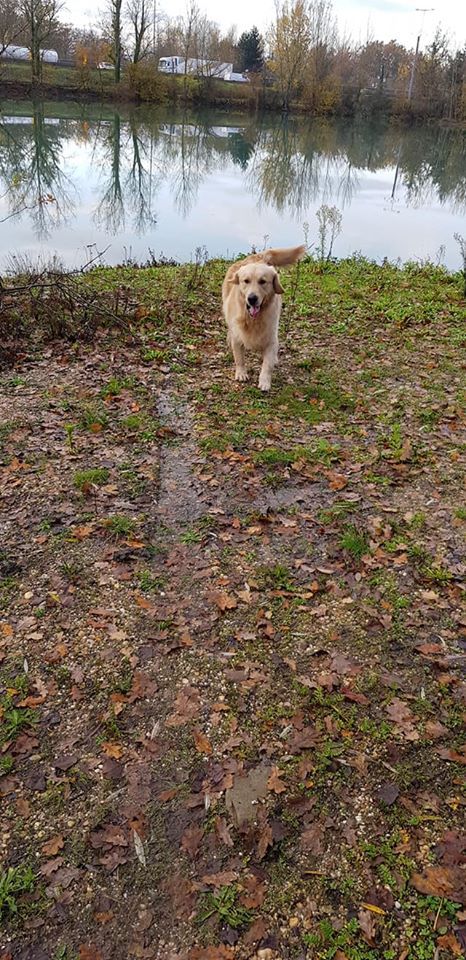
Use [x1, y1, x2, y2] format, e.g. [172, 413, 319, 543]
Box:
[0, 99, 465, 269]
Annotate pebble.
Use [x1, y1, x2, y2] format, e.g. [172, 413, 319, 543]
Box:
[289, 916, 299, 928]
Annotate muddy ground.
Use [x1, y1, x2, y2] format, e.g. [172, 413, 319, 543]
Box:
[0, 257, 465, 960]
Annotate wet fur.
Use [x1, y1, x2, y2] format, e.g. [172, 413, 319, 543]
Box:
[222, 245, 306, 391]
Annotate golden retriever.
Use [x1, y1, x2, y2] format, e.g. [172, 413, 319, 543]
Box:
[222, 245, 306, 391]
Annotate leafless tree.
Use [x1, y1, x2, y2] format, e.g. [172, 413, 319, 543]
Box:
[17, 0, 62, 80]
[126, 0, 151, 62]
[0, 0, 26, 56]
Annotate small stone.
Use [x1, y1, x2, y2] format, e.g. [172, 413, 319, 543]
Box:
[289, 916, 299, 928]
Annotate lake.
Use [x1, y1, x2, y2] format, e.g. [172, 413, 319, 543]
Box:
[0, 99, 465, 269]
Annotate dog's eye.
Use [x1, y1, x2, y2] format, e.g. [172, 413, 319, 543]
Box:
[259, 279, 266, 285]
[244, 278, 250, 284]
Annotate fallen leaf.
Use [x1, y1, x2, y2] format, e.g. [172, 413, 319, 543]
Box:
[436, 932, 462, 956]
[181, 824, 204, 857]
[78, 946, 103, 960]
[257, 822, 273, 860]
[213, 592, 238, 611]
[358, 907, 377, 945]
[133, 830, 147, 867]
[215, 816, 233, 847]
[411, 866, 466, 904]
[188, 948, 234, 960]
[102, 742, 123, 759]
[438, 746, 466, 765]
[376, 783, 400, 806]
[200, 870, 238, 887]
[193, 727, 213, 755]
[361, 902, 386, 916]
[267, 766, 287, 794]
[42, 835, 64, 856]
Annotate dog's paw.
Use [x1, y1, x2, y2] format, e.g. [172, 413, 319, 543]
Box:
[258, 377, 271, 392]
[235, 369, 249, 382]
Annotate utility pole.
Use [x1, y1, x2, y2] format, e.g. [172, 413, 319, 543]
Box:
[407, 7, 434, 101]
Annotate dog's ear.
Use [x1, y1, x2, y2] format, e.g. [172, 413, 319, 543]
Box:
[228, 273, 240, 285]
[273, 272, 284, 294]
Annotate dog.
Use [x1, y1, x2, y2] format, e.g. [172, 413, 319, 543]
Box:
[222, 245, 306, 391]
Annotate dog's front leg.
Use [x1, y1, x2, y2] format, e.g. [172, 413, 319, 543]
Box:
[258, 340, 278, 392]
[231, 337, 248, 382]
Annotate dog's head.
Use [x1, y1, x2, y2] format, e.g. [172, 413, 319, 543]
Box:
[230, 263, 284, 318]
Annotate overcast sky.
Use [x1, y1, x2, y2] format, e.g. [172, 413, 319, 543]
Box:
[63, 0, 465, 51]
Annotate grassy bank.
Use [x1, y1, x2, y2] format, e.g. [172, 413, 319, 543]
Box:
[0, 256, 465, 959]
[0, 61, 278, 112]
[0, 61, 438, 120]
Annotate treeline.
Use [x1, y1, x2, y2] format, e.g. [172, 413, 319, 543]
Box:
[0, 0, 465, 121]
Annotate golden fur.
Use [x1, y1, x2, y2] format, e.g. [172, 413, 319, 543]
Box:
[222, 245, 306, 391]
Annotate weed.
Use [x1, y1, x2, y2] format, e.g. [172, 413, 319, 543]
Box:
[79, 403, 108, 430]
[73, 468, 109, 491]
[99, 377, 131, 398]
[104, 515, 136, 538]
[136, 569, 164, 592]
[455, 506, 466, 520]
[0, 754, 14, 773]
[0, 864, 35, 919]
[197, 884, 253, 929]
[64, 423, 76, 451]
[0, 706, 37, 744]
[339, 524, 368, 560]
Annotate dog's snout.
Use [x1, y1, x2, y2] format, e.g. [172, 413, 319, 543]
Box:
[247, 293, 259, 305]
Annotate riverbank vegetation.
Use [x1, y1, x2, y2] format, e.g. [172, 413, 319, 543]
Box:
[0, 0, 465, 121]
[1, 252, 465, 956]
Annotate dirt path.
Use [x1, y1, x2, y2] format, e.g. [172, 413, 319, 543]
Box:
[0, 259, 465, 960]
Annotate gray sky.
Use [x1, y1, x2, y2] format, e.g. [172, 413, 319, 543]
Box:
[63, 0, 465, 50]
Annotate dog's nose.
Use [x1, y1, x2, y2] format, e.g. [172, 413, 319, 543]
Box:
[247, 293, 258, 305]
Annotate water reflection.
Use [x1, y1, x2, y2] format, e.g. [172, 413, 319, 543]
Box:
[0, 100, 465, 254]
[0, 101, 76, 237]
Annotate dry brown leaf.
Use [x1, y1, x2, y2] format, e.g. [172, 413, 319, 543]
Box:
[200, 870, 238, 887]
[411, 866, 466, 904]
[78, 946, 103, 960]
[438, 746, 466, 765]
[436, 932, 462, 956]
[180, 824, 204, 857]
[267, 765, 287, 794]
[213, 592, 238, 611]
[215, 816, 233, 847]
[42, 835, 65, 857]
[102, 742, 123, 759]
[193, 727, 213, 755]
[358, 907, 377, 945]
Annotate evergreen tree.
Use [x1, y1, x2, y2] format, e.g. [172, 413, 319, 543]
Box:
[237, 26, 264, 73]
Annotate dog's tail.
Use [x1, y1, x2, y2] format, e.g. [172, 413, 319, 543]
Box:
[263, 244, 306, 267]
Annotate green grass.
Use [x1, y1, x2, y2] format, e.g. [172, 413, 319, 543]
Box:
[73, 467, 110, 490]
[254, 439, 339, 467]
[0, 865, 35, 920]
[78, 403, 109, 430]
[0, 706, 37, 744]
[104, 515, 136, 538]
[339, 524, 369, 560]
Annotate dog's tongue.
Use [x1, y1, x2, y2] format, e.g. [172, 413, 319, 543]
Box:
[249, 305, 260, 318]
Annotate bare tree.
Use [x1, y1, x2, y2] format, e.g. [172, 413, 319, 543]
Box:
[126, 0, 151, 63]
[98, 0, 123, 81]
[18, 0, 62, 80]
[0, 0, 27, 56]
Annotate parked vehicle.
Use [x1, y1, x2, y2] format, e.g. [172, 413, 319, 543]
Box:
[158, 56, 236, 81]
[0, 45, 59, 63]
